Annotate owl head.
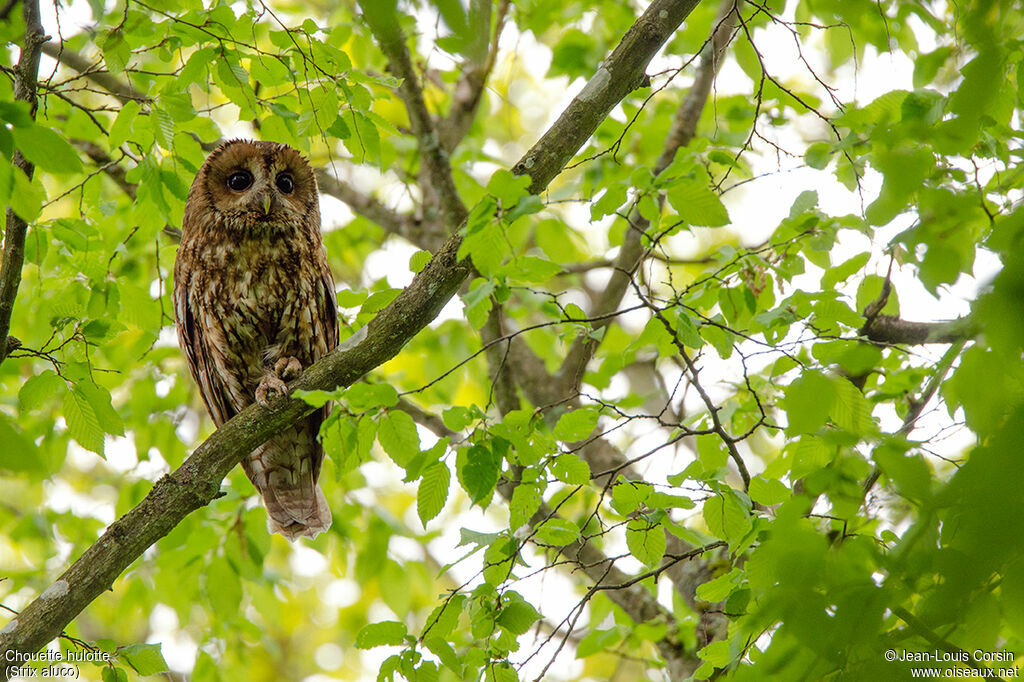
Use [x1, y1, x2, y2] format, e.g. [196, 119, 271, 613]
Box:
[184, 139, 319, 235]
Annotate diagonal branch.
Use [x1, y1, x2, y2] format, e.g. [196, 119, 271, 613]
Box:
[0, 0, 704, 668]
[0, 0, 48, 366]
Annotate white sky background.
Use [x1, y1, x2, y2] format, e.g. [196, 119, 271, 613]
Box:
[11, 1, 999, 681]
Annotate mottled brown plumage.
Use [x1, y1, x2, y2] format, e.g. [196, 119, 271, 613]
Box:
[173, 139, 337, 540]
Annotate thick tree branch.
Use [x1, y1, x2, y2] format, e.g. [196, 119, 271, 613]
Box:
[0, 0, 47, 366]
[860, 313, 978, 346]
[0, 0, 703, 667]
[358, 0, 468, 230]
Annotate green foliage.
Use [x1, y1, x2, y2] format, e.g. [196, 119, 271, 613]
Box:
[1, 0, 1023, 680]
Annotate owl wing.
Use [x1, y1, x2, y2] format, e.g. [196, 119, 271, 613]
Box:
[308, 252, 339, 482]
[174, 272, 238, 427]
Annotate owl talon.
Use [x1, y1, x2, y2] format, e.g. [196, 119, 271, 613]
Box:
[275, 356, 303, 381]
[255, 373, 288, 407]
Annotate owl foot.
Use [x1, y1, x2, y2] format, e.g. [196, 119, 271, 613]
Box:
[274, 356, 303, 381]
[255, 357, 304, 407]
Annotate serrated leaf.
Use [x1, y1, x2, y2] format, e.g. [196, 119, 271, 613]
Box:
[666, 178, 729, 227]
[550, 453, 590, 485]
[120, 643, 169, 676]
[460, 443, 502, 504]
[535, 517, 579, 546]
[19, 370, 64, 411]
[63, 387, 104, 456]
[553, 408, 599, 442]
[496, 595, 541, 635]
[695, 569, 741, 602]
[356, 621, 408, 648]
[703, 490, 752, 545]
[377, 410, 420, 467]
[626, 519, 666, 567]
[418, 461, 450, 525]
[510, 483, 542, 530]
[748, 476, 789, 505]
[611, 479, 651, 514]
[76, 381, 124, 437]
[345, 382, 398, 410]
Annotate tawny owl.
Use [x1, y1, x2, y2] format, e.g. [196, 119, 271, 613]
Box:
[173, 139, 337, 540]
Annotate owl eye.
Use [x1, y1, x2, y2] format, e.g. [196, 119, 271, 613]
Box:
[276, 172, 295, 194]
[227, 170, 253, 191]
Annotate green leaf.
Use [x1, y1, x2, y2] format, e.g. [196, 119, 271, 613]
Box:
[611, 479, 652, 514]
[695, 568, 741, 602]
[460, 443, 502, 504]
[101, 667, 128, 682]
[418, 461, 450, 525]
[509, 483, 542, 530]
[120, 643, 169, 676]
[487, 169, 531, 206]
[19, 370, 64, 411]
[703, 489, 752, 545]
[10, 165, 44, 221]
[535, 517, 579, 545]
[377, 410, 420, 467]
[345, 382, 398, 410]
[496, 593, 541, 635]
[550, 453, 590, 485]
[409, 250, 432, 273]
[355, 621, 408, 648]
[748, 476, 789, 506]
[459, 218, 504, 277]
[666, 178, 729, 227]
[781, 371, 836, 434]
[76, 381, 125, 437]
[553, 408, 599, 441]
[109, 100, 141, 148]
[205, 557, 241, 616]
[626, 519, 666, 568]
[0, 414, 43, 473]
[63, 387, 105, 456]
[12, 125, 84, 174]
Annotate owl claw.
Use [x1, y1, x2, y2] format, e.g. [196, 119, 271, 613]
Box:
[275, 356, 303, 381]
[255, 357, 303, 407]
[255, 373, 288, 408]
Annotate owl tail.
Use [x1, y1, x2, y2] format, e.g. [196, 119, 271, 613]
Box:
[261, 474, 332, 541]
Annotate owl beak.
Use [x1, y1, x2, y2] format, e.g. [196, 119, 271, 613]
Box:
[261, 193, 272, 216]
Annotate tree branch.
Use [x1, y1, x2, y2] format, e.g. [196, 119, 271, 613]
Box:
[0, 0, 703, 667]
[358, 0, 468, 230]
[0, 0, 47, 367]
[860, 314, 978, 346]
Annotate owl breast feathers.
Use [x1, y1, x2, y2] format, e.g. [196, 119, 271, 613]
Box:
[173, 139, 338, 540]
